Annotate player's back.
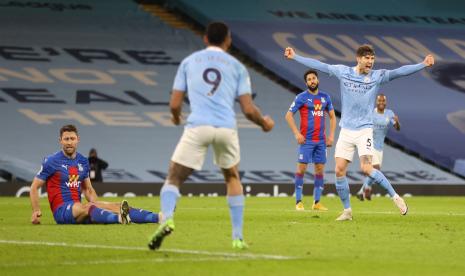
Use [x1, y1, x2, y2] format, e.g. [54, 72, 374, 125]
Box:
[175, 47, 251, 129]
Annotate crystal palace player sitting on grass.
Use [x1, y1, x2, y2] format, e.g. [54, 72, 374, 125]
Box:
[285, 44, 434, 220]
[285, 69, 336, 211]
[30, 124, 161, 225]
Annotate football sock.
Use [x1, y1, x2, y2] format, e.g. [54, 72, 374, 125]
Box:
[362, 176, 375, 189]
[335, 176, 351, 209]
[128, 208, 159, 223]
[369, 169, 396, 197]
[88, 206, 119, 224]
[227, 195, 244, 240]
[294, 173, 304, 204]
[160, 183, 180, 222]
[313, 174, 324, 203]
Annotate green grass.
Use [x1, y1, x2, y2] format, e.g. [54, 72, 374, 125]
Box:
[1, 196, 465, 275]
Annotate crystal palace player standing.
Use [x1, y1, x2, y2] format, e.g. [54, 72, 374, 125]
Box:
[285, 69, 336, 211]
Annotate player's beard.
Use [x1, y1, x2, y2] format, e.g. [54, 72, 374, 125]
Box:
[307, 83, 318, 92]
[63, 146, 76, 157]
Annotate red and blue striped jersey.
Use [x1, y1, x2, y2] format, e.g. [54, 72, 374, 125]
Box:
[36, 151, 90, 212]
[289, 90, 334, 143]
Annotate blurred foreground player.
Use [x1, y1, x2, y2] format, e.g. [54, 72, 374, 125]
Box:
[148, 22, 274, 250]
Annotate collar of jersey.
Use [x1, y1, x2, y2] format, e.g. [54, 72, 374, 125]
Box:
[206, 46, 224, 52]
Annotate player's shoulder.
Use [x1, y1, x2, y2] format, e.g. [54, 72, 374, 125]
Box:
[385, 108, 395, 115]
[43, 151, 62, 163]
[295, 91, 308, 100]
[76, 152, 89, 163]
[318, 90, 332, 99]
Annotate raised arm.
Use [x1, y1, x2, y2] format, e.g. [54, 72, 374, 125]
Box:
[284, 47, 333, 75]
[238, 94, 274, 132]
[30, 177, 46, 224]
[385, 54, 434, 82]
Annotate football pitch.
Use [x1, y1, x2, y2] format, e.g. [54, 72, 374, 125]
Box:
[1, 196, 465, 275]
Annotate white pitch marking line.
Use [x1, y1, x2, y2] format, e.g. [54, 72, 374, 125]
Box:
[0, 240, 296, 260]
[181, 207, 465, 216]
[0, 257, 243, 268]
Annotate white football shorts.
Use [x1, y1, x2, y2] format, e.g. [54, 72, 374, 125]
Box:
[171, 125, 240, 170]
[335, 128, 374, 162]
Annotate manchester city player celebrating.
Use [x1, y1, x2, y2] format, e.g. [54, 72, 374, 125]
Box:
[285, 69, 336, 211]
[285, 44, 434, 220]
[356, 94, 400, 201]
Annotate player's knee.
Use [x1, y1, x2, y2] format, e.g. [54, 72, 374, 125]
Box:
[360, 164, 372, 175]
[335, 165, 346, 177]
[314, 165, 324, 175]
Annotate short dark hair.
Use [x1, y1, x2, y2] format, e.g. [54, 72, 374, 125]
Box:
[60, 124, 78, 137]
[304, 69, 318, 81]
[206, 22, 229, 46]
[356, 44, 375, 57]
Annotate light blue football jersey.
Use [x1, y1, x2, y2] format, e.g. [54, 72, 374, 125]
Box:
[372, 109, 396, 150]
[173, 46, 251, 129]
[294, 55, 425, 130]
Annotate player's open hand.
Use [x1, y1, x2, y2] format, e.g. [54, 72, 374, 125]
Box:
[295, 133, 305, 144]
[284, 47, 295, 59]
[423, 54, 434, 67]
[261, 116, 274, 132]
[31, 210, 42, 225]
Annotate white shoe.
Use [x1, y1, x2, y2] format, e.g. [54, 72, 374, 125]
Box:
[393, 195, 408, 215]
[336, 209, 352, 221]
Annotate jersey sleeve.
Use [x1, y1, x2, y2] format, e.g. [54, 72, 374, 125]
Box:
[293, 54, 346, 79]
[288, 95, 304, 113]
[378, 63, 426, 84]
[36, 157, 55, 181]
[172, 58, 188, 92]
[83, 158, 91, 179]
[237, 63, 252, 97]
[325, 94, 334, 111]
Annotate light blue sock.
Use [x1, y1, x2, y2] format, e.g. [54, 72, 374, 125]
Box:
[160, 183, 180, 222]
[89, 206, 119, 224]
[335, 176, 351, 209]
[294, 173, 304, 203]
[362, 176, 375, 189]
[369, 169, 396, 197]
[128, 208, 159, 223]
[313, 174, 324, 203]
[227, 195, 244, 240]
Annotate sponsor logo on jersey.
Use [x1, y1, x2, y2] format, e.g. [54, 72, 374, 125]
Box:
[65, 166, 81, 188]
